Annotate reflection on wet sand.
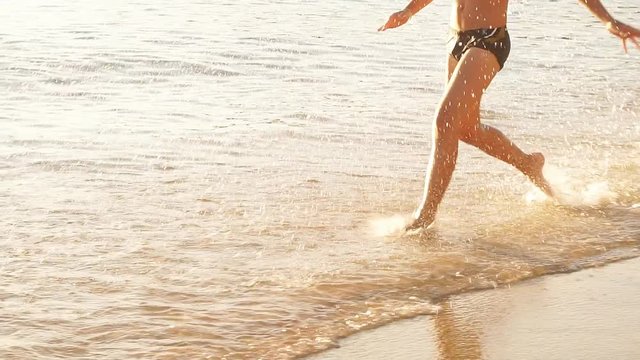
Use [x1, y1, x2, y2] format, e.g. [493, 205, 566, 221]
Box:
[311, 258, 640, 360]
[434, 300, 483, 360]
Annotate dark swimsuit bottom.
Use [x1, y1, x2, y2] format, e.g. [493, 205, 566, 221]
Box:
[448, 27, 511, 69]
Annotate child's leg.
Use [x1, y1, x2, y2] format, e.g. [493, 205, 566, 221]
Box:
[447, 54, 552, 196]
[408, 48, 501, 229]
[459, 123, 553, 196]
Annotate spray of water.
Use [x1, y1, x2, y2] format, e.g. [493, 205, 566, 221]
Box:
[368, 214, 410, 237]
[526, 165, 618, 207]
[369, 164, 626, 238]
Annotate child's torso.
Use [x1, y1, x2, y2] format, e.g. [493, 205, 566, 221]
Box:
[450, 0, 509, 31]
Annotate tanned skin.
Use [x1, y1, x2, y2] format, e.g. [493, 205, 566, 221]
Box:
[379, 0, 640, 231]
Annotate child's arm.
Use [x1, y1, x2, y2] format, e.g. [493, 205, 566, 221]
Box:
[578, 0, 640, 52]
[378, 0, 434, 32]
[404, 0, 435, 17]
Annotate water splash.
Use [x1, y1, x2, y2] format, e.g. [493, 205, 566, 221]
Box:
[368, 214, 409, 237]
[526, 165, 618, 207]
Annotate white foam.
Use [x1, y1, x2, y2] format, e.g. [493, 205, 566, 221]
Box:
[368, 214, 408, 237]
[526, 165, 618, 207]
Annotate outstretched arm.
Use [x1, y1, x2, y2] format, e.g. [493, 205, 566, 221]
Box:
[578, 0, 640, 52]
[378, 0, 434, 32]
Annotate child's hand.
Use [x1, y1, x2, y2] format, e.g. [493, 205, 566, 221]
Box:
[607, 20, 640, 53]
[378, 10, 413, 32]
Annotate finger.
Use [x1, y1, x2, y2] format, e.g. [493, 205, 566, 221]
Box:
[382, 22, 398, 32]
[622, 38, 628, 54]
[631, 37, 640, 51]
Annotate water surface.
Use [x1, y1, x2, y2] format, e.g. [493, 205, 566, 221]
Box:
[1, 0, 639, 358]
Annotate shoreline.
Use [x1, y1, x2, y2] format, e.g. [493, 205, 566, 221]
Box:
[307, 256, 640, 360]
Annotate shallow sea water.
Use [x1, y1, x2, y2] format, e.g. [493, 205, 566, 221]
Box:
[1, 0, 639, 359]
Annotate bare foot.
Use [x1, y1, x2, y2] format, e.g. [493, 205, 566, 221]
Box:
[521, 152, 554, 198]
[405, 212, 435, 233]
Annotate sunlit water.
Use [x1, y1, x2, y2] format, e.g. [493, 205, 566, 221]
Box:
[1, 0, 639, 359]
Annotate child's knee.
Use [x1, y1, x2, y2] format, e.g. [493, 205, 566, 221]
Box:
[434, 108, 458, 136]
[434, 98, 470, 135]
[459, 124, 480, 143]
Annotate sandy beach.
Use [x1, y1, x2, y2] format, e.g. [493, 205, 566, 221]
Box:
[309, 256, 640, 360]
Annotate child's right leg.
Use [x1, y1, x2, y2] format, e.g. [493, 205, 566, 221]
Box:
[459, 123, 553, 196]
[445, 56, 553, 197]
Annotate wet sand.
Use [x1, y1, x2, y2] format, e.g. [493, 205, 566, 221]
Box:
[309, 256, 640, 360]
